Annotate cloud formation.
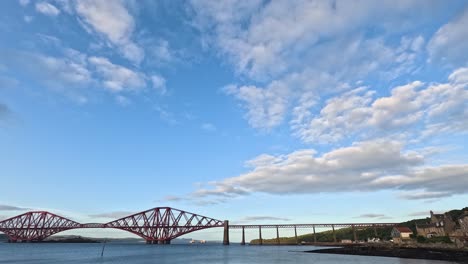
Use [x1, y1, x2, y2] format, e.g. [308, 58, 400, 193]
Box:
[75, 0, 144, 64]
[238, 216, 291, 222]
[0, 204, 30, 211]
[35, 2, 60, 16]
[428, 7, 468, 65]
[89, 56, 146, 92]
[354, 214, 390, 219]
[293, 68, 468, 143]
[188, 139, 467, 200]
[191, 0, 441, 131]
[88, 211, 135, 219]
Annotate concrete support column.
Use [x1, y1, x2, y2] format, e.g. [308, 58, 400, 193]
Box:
[352, 225, 357, 242]
[259, 226, 263, 245]
[313, 225, 317, 243]
[241, 226, 246, 245]
[276, 226, 280, 245]
[294, 226, 298, 245]
[332, 225, 336, 243]
[223, 220, 230, 245]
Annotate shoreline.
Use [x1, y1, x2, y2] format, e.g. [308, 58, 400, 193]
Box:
[305, 244, 468, 263]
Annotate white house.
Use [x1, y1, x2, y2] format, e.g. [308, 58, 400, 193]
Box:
[391, 227, 413, 243]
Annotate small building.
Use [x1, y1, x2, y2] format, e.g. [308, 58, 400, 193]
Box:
[416, 223, 445, 238]
[391, 227, 413, 243]
[430, 211, 456, 235]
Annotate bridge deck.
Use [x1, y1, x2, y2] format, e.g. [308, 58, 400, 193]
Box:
[229, 223, 397, 229]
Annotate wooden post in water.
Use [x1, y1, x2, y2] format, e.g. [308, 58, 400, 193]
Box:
[101, 239, 107, 257]
[223, 220, 230, 245]
[259, 226, 263, 245]
[276, 226, 280, 245]
[241, 226, 246, 245]
[332, 225, 336, 243]
[294, 226, 298, 244]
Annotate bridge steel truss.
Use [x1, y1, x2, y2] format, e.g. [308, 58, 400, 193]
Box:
[105, 207, 224, 244]
[0, 208, 397, 245]
[0, 211, 82, 242]
[0, 207, 224, 243]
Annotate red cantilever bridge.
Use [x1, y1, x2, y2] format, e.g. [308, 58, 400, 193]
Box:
[0, 207, 397, 244]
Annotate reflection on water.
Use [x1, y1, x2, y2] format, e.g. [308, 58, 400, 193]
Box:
[0, 243, 453, 264]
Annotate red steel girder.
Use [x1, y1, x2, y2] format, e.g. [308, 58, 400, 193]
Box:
[0, 211, 81, 242]
[104, 207, 224, 242]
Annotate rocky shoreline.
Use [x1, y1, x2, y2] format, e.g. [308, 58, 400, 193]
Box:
[306, 244, 468, 263]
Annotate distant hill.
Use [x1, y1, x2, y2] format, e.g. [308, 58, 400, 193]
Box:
[250, 207, 467, 244]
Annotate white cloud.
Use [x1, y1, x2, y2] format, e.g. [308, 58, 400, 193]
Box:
[88, 56, 146, 92]
[75, 0, 144, 64]
[35, 2, 60, 16]
[34, 53, 92, 86]
[354, 214, 389, 219]
[238, 216, 290, 222]
[398, 191, 451, 200]
[191, 0, 433, 80]
[294, 68, 468, 144]
[223, 81, 289, 130]
[192, 0, 438, 136]
[189, 139, 468, 200]
[427, 7, 468, 65]
[151, 74, 167, 95]
[0, 204, 30, 211]
[88, 211, 134, 219]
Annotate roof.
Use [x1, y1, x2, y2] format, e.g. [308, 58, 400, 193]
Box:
[394, 226, 413, 233]
[417, 223, 437, 228]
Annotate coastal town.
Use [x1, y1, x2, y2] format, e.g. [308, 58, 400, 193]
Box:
[391, 210, 468, 248]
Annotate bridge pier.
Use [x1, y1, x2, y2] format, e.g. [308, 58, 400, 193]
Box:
[223, 220, 229, 245]
[313, 225, 317, 243]
[276, 226, 280, 245]
[294, 226, 298, 245]
[259, 226, 263, 245]
[332, 224, 336, 243]
[241, 226, 245, 245]
[352, 225, 357, 242]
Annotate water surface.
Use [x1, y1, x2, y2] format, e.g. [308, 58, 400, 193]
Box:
[0, 243, 454, 264]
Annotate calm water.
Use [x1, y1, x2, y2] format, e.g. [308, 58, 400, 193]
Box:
[0, 243, 454, 264]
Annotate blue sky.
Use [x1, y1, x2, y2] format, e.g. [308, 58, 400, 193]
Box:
[1, 0, 468, 240]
